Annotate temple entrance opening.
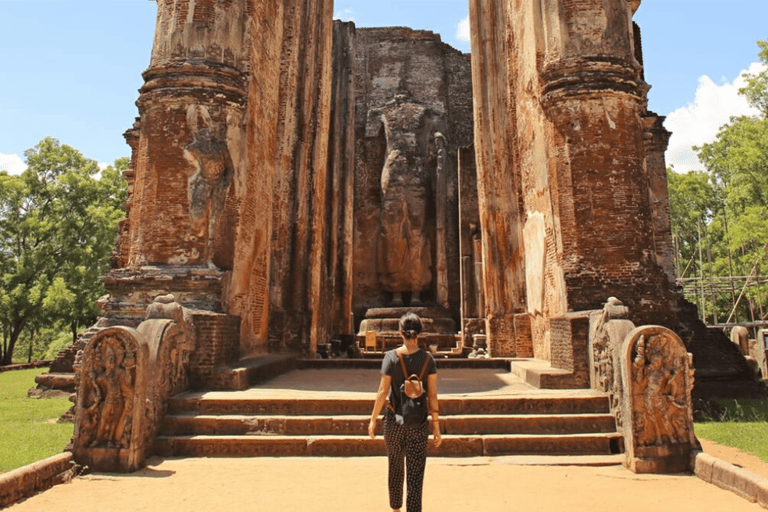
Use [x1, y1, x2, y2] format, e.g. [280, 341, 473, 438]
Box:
[342, 26, 476, 355]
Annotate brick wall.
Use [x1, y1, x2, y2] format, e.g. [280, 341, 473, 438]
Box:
[189, 312, 240, 388]
[550, 314, 590, 388]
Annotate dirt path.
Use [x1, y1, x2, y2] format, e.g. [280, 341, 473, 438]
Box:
[8, 444, 766, 512]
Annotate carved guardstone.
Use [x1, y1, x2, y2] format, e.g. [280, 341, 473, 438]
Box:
[73, 327, 149, 472]
[621, 326, 697, 473]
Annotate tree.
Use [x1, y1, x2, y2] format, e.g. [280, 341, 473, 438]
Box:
[666, 169, 720, 278]
[680, 38, 768, 325]
[739, 39, 768, 118]
[0, 138, 126, 365]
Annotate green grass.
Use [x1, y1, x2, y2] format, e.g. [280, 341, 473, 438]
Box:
[695, 399, 768, 463]
[0, 369, 73, 473]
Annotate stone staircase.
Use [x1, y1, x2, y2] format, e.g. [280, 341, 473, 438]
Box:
[155, 368, 623, 457]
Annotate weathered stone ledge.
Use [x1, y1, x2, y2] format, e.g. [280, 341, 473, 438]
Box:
[694, 451, 768, 508]
[0, 361, 51, 373]
[0, 453, 78, 508]
[540, 59, 642, 103]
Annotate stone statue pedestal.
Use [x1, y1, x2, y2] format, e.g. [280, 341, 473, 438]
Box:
[358, 307, 457, 351]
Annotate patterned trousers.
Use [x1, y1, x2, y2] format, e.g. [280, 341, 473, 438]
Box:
[382, 409, 430, 512]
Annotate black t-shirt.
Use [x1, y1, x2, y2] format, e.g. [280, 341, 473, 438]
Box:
[381, 348, 437, 412]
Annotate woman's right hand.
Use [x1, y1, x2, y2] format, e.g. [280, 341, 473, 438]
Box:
[368, 417, 377, 439]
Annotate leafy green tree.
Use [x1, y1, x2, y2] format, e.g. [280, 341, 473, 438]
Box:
[667, 169, 720, 278]
[696, 115, 768, 214]
[0, 138, 126, 365]
[681, 38, 768, 325]
[739, 39, 768, 117]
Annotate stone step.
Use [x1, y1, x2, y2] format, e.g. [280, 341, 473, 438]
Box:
[161, 413, 617, 436]
[167, 395, 611, 416]
[154, 432, 622, 458]
[296, 358, 510, 368]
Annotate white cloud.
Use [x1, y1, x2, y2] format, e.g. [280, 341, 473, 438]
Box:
[0, 153, 26, 175]
[456, 16, 470, 43]
[665, 62, 765, 173]
[334, 7, 354, 22]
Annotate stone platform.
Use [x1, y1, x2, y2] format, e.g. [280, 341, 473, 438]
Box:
[357, 306, 462, 351]
[359, 306, 457, 333]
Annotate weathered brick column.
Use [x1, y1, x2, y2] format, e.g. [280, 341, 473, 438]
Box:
[125, 0, 248, 268]
[468, 0, 526, 357]
[469, 0, 676, 361]
[642, 113, 675, 284]
[536, 0, 675, 328]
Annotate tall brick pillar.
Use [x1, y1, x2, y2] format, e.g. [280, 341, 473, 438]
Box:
[537, 0, 675, 327]
[101, 0, 250, 337]
[469, 0, 676, 362]
[469, 0, 527, 357]
[126, 0, 248, 268]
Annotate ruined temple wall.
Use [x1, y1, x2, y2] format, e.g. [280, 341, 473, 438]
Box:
[226, 0, 286, 355]
[503, 1, 568, 361]
[444, 50, 475, 316]
[471, 0, 676, 360]
[230, 0, 335, 355]
[348, 28, 473, 324]
[469, 0, 527, 356]
[458, 145, 481, 322]
[328, 21, 357, 337]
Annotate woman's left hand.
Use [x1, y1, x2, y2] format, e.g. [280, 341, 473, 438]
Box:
[432, 422, 442, 448]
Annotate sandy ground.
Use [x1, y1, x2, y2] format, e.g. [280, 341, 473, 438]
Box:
[7, 369, 767, 511]
[7, 441, 766, 512]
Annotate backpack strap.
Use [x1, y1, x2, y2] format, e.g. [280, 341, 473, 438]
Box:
[418, 354, 432, 381]
[397, 350, 432, 381]
[397, 351, 409, 378]
[388, 351, 409, 414]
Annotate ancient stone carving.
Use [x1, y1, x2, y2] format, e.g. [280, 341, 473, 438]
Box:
[621, 325, 696, 473]
[368, 93, 444, 306]
[138, 294, 198, 447]
[74, 328, 143, 456]
[144, 294, 195, 398]
[590, 297, 632, 395]
[183, 105, 233, 266]
[631, 334, 689, 446]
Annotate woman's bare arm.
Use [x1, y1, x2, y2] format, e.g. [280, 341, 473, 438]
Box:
[369, 374, 392, 438]
[427, 373, 442, 447]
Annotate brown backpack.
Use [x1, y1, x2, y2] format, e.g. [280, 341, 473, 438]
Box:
[388, 351, 431, 428]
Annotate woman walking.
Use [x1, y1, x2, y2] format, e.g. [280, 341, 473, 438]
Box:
[369, 312, 441, 512]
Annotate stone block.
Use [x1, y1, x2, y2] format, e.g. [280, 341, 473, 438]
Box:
[621, 326, 696, 474]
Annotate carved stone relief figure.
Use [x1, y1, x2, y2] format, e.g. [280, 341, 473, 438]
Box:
[80, 335, 135, 448]
[620, 325, 696, 473]
[589, 298, 633, 427]
[630, 332, 690, 446]
[368, 93, 443, 306]
[183, 105, 234, 267]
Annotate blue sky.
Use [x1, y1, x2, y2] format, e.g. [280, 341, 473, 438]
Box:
[1, 1, 766, 174]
